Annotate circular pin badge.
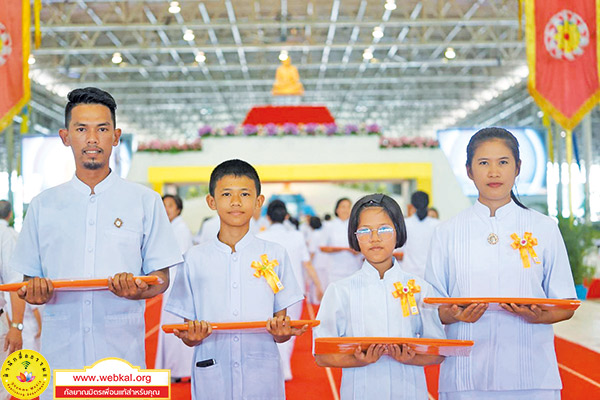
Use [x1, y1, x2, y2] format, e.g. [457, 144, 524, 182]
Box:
[2, 349, 50, 399]
[487, 233, 499, 245]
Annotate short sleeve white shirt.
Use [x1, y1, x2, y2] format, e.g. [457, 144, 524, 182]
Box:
[0, 220, 19, 310]
[9, 171, 183, 371]
[165, 232, 304, 400]
[399, 215, 439, 278]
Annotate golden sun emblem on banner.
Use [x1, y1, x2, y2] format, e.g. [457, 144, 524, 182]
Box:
[0, 22, 12, 66]
[544, 9, 590, 61]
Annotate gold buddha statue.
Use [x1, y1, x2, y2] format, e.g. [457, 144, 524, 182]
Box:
[272, 57, 304, 96]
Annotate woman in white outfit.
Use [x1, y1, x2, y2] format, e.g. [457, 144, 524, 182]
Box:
[155, 194, 194, 381]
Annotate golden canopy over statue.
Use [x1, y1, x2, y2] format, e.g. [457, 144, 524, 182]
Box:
[272, 57, 304, 96]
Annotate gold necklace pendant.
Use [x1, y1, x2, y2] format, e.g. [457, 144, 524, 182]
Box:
[487, 233, 499, 245]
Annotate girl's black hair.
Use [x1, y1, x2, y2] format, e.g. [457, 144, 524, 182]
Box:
[309, 216, 322, 230]
[334, 197, 351, 217]
[162, 194, 184, 213]
[410, 191, 429, 221]
[466, 127, 527, 209]
[347, 194, 407, 252]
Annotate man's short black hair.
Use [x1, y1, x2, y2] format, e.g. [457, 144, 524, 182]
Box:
[0, 200, 12, 219]
[347, 193, 407, 251]
[65, 87, 117, 128]
[267, 200, 287, 223]
[209, 159, 261, 196]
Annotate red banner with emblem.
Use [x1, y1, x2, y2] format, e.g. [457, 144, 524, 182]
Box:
[0, 0, 30, 132]
[526, 0, 600, 130]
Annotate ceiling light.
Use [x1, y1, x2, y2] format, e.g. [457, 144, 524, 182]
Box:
[111, 52, 122, 64]
[444, 47, 456, 59]
[168, 1, 180, 14]
[384, 1, 397, 11]
[372, 27, 384, 39]
[183, 29, 195, 41]
[278, 50, 289, 61]
[195, 51, 206, 63]
[28, 54, 35, 65]
[362, 49, 373, 60]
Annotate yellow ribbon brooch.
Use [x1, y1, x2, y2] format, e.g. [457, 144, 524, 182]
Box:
[511, 232, 541, 268]
[251, 254, 284, 293]
[392, 280, 421, 317]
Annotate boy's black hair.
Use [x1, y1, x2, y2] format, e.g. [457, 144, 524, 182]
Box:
[411, 191, 429, 221]
[347, 193, 407, 251]
[209, 159, 261, 196]
[267, 200, 287, 223]
[162, 194, 184, 212]
[309, 216, 322, 230]
[323, 214, 332, 221]
[334, 197, 351, 217]
[65, 87, 117, 128]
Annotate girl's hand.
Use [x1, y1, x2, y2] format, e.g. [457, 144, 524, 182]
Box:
[388, 344, 416, 363]
[174, 320, 212, 347]
[353, 344, 386, 366]
[439, 303, 488, 324]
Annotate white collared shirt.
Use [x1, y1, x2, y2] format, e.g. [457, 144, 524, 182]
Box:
[165, 231, 303, 400]
[399, 215, 439, 278]
[10, 171, 183, 371]
[425, 200, 576, 393]
[325, 218, 363, 282]
[0, 220, 19, 310]
[314, 260, 445, 399]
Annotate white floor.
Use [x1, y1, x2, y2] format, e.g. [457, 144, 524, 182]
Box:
[553, 300, 600, 353]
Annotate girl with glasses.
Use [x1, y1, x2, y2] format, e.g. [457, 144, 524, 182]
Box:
[314, 194, 445, 399]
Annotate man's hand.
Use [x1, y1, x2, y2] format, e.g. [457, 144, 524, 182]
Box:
[266, 315, 308, 343]
[388, 344, 416, 364]
[4, 327, 22, 354]
[17, 277, 54, 305]
[108, 272, 153, 299]
[353, 344, 386, 366]
[173, 320, 212, 347]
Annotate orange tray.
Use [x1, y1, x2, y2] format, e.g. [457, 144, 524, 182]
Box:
[319, 246, 353, 252]
[0, 276, 159, 292]
[162, 320, 320, 334]
[314, 337, 474, 357]
[423, 297, 581, 311]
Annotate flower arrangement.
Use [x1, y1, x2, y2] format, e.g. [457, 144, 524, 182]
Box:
[197, 123, 382, 137]
[379, 136, 439, 149]
[137, 138, 203, 153]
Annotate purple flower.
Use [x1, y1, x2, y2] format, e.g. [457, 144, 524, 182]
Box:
[243, 124, 258, 136]
[344, 124, 359, 135]
[282, 123, 299, 135]
[366, 123, 380, 135]
[265, 123, 279, 136]
[305, 123, 319, 135]
[224, 124, 237, 136]
[198, 125, 212, 137]
[325, 123, 338, 136]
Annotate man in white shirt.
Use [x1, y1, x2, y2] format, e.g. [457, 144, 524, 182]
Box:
[0, 200, 25, 400]
[10, 88, 182, 396]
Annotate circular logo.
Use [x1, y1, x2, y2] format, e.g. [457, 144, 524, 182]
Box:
[2, 350, 50, 399]
[544, 9, 590, 61]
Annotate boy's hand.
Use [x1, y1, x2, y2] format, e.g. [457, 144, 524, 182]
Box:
[173, 320, 212, 347]
[439, 303, 488, 324]
[266, 315, 308, 343]
[388, 344, 416, 364]
[353, 344, 386, 366]
[108, 273, 152, 299]
[17, 277, 54, 305]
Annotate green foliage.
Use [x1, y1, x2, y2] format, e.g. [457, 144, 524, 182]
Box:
[557, 217, 599, 285]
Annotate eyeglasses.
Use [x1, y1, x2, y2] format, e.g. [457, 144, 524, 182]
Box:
[354, 225, 395, 242]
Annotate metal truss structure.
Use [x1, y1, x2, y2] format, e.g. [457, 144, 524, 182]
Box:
[24, 0, 599, 155]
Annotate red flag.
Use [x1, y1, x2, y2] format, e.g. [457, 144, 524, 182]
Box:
[0, 0, 30, 132]
[526, 0, 600, 130]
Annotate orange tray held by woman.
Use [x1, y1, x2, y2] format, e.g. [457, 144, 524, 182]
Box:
[319, 246, 354, 253]
[0, 276, 159, 292]
[162, 320, 320, 334]
[314, 337, 474, 357]
[423, 297, 581, 311]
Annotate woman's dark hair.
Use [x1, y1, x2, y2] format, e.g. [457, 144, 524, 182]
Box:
[288, 216, 300, 230]
[466, 127, 527, 209]
[267, 200, 287, 223]
[162, 194, 184, 213]
[411, 191, 429, 221]
[348, 194, 407, 252]
[309, 216, 322, 230]
[334, 197, 351, 217]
